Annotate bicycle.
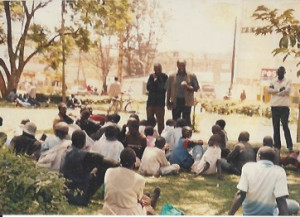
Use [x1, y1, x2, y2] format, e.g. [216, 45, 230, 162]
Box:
[107, 92, 139, 115]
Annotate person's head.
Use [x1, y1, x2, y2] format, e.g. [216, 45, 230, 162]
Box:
[120, 147, 136, 169]
[208, 134, 221, 147]
[177, 59, 186, 73]
[110, 113, 120, 123]
[105, 124, 118, 141]
[81, 109, 91, 121]
[238, 131, 250, 142]
[71, 130, 86, 149]
[212, 124, 222, 134]
[155, 136, 166, 149]
[182, 126, 192, 139]
[114, 77, 118, 82]
[71, 94, 75, 98]
[153, 63, 162, 74]
[86, 105, 93, 114]
[257, 146, 275, 163]
[128, 118, 139, 134]
[166, 119, 176, 127]
[129, 113, 140, 123]
[215, 119, 226, 130]
[58, 102, 67, 115]
[54, 122, 69, 139]
[277, 66, 286, 80]
[263, 136, 274, 147]
[144, 126, 154, 137]
[23, 122, 37, 136]
[176, 118, 186, 128]
[147, 116, 157, 128]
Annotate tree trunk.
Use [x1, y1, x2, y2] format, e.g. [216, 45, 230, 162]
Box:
[297, 104, 300, 143]
[117, 34, 125, 82]
[6, 70, 21, 94]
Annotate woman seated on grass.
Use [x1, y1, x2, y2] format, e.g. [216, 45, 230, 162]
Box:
[191, 134, 223, 180]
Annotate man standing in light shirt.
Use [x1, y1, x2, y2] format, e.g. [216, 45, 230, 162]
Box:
[268, 66, 293, 152]
[228, 146, 299, 215]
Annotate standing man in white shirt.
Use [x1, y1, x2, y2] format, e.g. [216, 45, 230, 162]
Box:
[268, 66, 293, 152]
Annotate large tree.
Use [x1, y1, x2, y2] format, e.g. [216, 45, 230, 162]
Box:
[122, 0, 168, 77]
[253, 5, 300, 142]
[0, 1, 78, 97]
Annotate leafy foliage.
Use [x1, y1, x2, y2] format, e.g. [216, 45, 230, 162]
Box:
[252, 5, 300, 74]
[0, 148, 68, 214]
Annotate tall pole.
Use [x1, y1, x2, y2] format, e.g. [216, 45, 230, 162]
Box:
[61, 0, 66, 103]
[229, 17, 237, 96]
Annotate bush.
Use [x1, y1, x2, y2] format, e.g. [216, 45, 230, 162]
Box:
[0, 148, 68, 214]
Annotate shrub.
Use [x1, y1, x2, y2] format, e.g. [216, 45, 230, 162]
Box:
[0, 148, 68, 214]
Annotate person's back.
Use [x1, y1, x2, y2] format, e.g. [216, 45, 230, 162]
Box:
[227, 142, 255, 173]
[108, 77, 122, 98]
[103, 148, 146, 215]
[91, 125, 124, 162]
[10, 122, 41, 158]
[239, 161, 287, 215]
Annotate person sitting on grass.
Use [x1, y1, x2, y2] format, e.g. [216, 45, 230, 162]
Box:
[191, 134, 223, 180]
[221, 131, 256, 176]
[211, 124, 229, 158]
[169, 126, 203, 170]
[9, 121, 41, 160]
[76, 109, 101, 138]
[139, 136, 180, 176]
[53, 102, 74, 130]
[228, 146, 299, 216]
[215, 119, 228, 147]
[161, 119, 176, 139]
[60, 129, 119, 206]
[123, 118, 147, 167]
[40, 122, 70, 152]
[102, 147, 160, 215]
[280, 149, 300, 172]
[0, 117, 7, 147]
[144, 126, 156, 147]
[37, 122, 72, 171]
[262, 135, 281, 166]
[164, 118, 187, 158]
[91, 124, 124, 163]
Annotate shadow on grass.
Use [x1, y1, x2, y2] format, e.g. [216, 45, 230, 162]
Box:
[63, 168, 299, 215]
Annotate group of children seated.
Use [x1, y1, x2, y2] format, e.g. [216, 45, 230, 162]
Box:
[1, 102, 300, 214]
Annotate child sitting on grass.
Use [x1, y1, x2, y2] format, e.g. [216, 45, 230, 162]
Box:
[139, 136, 180, 176]
[144, 126, 155, 147]
[191, 134, 223, 180]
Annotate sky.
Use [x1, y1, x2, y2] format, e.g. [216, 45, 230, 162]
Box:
[31, 0, 242, 55]
[157, 0, 242, 55]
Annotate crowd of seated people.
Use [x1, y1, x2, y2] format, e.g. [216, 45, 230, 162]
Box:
[0, 104, 299, 215]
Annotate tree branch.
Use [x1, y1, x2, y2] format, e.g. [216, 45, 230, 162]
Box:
[23, 31, 75, 68]
[22, 1, 29, 17]
[0, 58, 11, 80]
[4, 1, 16, 72]
[32, 0, 53, 15]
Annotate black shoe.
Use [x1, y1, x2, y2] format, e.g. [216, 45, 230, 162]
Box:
[151, 187, 160, 208]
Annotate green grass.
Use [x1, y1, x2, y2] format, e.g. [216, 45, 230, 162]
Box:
[63, 169, 300, 215]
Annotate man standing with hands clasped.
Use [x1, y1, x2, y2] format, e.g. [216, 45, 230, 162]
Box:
[268, 66, 293, 152]
[165, 59, 199, 126]
[146, 63, 168, 135]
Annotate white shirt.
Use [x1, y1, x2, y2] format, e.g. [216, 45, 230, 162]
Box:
[165, 127, 182, 152]
[91, 136, 124, 162]
[268, 77, 291, 107]
[237, 160, 289, 215]
[108, 81, 122, 98]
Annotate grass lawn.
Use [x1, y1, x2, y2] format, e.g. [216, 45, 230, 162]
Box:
[64, 167, 300, 215]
